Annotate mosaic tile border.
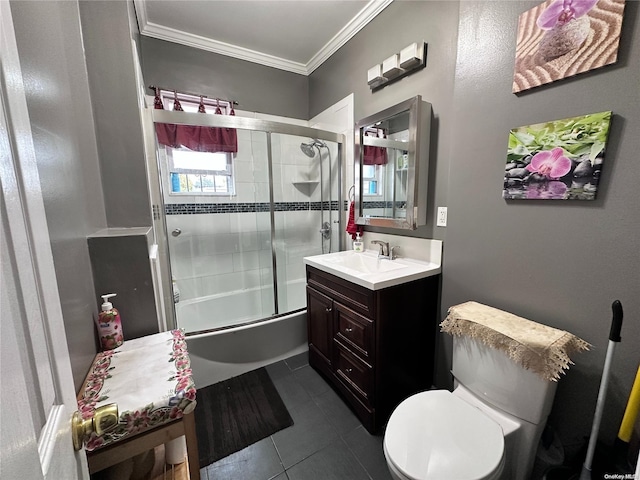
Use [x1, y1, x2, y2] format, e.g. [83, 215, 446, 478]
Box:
[165, 201, 405, 215]
[165, 201, 345, 215]
[362, 201, 407, 209]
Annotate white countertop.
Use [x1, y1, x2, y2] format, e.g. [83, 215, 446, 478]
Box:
[304, 249, 441, 290]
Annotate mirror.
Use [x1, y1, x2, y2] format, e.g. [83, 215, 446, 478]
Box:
[355, 95, 431, 230]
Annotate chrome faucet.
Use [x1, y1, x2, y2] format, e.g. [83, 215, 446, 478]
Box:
[371, 240, 400, 260]
[371, 240, 389, 258]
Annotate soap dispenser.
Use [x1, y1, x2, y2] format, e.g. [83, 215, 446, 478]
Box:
[97, 293, 124, 351]
[353, 233, 364, 253]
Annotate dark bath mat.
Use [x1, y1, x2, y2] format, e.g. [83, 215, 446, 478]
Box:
[194, 367, 293, 468]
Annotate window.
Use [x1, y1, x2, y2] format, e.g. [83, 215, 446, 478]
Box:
[168, 148, 234, 195]
[362, 164, 382, 196]
[159, 91, 236, 196]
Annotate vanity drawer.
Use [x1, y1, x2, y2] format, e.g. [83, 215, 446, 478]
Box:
[335, 303, 373, 361]
[334, 340, 373, 404]
[306, 266, 375, 318]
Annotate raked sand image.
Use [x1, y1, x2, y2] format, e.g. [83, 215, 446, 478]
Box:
[512, 0, 625, 93]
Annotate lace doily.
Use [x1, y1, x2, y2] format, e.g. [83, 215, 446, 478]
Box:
[441, 301, 589, 381]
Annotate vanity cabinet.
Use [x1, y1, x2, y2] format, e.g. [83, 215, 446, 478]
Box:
[306, 265, 440, 433]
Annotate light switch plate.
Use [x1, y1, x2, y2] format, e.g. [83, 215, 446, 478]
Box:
[437, 207, 447, 227]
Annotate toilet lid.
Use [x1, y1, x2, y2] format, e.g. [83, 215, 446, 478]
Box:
[384, 390, 504, 480]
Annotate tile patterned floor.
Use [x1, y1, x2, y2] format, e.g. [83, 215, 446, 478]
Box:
[199, 351, 392, 480]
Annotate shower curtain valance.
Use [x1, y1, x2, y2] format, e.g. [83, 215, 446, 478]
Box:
[363, 127, 388, 165]
[154, 88, 238, 154]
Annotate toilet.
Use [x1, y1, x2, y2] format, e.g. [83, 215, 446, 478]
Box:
[383, 335, 558, 480]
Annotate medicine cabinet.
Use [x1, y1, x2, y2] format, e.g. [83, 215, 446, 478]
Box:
[354, 95, 431, 230]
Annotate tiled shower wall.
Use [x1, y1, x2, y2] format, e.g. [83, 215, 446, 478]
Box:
[162, 115, 340, 313]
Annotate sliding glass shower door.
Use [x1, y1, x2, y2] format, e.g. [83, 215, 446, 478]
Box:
[152, 109, 344, 334]
[271, 133, 341, 315]
[160, 128, 274, 332]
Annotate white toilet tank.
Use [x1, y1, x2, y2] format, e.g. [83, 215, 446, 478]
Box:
[452, 335, 557, 425]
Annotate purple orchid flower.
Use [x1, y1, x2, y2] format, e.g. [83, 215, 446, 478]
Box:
[525, 147, 572, 179]
[537, 0, 599, 30]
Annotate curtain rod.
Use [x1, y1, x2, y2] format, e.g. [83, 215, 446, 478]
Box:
[148, 84, 238, 106]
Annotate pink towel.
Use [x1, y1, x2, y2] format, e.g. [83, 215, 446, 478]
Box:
[346, 201, 363, 240]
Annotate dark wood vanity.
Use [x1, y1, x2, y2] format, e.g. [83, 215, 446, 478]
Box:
[306, 264, 440, 433]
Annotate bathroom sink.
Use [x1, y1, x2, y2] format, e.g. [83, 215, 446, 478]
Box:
[304, 250, 441, 290]
[322, 251, 408, 274]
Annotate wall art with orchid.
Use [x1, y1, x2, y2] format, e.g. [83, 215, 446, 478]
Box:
[503, 111, 612, 200]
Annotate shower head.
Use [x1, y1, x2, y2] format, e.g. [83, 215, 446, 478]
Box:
[300, 142, 316, 158]
[300, 139, 327, 158]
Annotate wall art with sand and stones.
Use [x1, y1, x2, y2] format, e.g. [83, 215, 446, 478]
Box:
[512, 0, 626, 93]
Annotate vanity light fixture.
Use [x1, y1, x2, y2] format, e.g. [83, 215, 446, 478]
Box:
[368, 42, 427, 90]
[399, 42, 425, 69]
[382, 54, 402, 79]
[367, 64, 387, 88]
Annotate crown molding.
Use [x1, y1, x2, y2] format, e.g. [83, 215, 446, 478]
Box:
[139, 21, 310, 75]
[306, 0, 393, 74]
[134, 0, 392, 76]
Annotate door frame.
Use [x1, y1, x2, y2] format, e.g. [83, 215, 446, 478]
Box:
[0, 2, 89, 478]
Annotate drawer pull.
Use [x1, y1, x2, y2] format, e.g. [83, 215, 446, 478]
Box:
[325, 307, 332, 313]
[345, 327, 353, 333]
[345, 368, 353, 374]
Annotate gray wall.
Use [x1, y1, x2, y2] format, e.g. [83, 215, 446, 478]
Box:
[79, 2, 161, 336]
[309, 1, 460, 240]
[140, 36, 309, 120]
[88, 231, 158, 339]
[10, 1, 106, 389]
[311, 0, 640, 452]
[10, 0, 159, 390]
[79, 1, 151, 228]
[442, 1, 640, 452]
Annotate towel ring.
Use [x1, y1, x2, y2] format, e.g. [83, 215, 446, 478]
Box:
[348, 185, 355, 201]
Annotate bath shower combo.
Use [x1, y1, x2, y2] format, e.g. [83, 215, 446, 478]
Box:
[147, 102, 345, 385]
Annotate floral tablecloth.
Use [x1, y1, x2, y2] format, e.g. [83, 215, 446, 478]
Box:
[77, 329, 197, 451]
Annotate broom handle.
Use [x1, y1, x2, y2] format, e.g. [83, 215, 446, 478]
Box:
[580, 300, 623, 480]
[582, 340, 617, 473]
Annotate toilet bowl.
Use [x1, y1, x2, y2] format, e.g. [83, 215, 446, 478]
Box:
[383, 390, 507, 480]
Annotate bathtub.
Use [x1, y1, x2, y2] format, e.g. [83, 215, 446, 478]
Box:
[179, 280, 309, 388]
[186, 310, 308, 388]
[176, 278, 307, 331]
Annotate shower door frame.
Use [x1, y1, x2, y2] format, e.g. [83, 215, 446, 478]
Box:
[148, 108, 346, 332]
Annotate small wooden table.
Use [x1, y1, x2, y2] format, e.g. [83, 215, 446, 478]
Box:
[77, 330, 199, 480]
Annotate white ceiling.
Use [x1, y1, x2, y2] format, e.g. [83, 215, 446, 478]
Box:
[134, 0, 392, 75]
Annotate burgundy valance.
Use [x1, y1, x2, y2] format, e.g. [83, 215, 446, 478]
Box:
[154, 89, 238, 154]
[363, 129, 388, 166]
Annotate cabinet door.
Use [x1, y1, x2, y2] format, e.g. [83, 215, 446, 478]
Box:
[334, 303, 374, 362]
[306, 286, 333, 368]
